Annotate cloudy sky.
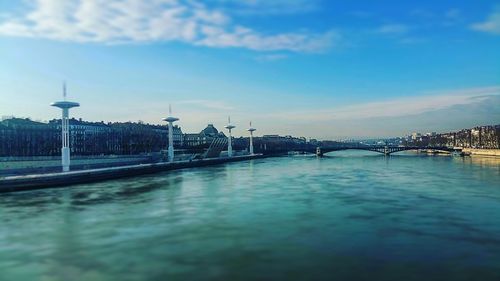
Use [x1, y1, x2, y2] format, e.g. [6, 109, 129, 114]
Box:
[0, 0, 499, 138]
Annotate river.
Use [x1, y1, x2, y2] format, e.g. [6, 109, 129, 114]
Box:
[1, 152, 499, 281]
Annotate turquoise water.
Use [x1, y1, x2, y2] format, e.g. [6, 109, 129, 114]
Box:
[1, 152, 500, 281]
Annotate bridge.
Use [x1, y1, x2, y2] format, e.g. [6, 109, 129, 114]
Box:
[306, 145, 460, 156]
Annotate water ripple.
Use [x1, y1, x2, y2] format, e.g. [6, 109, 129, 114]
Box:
[1, 153, 499, 280]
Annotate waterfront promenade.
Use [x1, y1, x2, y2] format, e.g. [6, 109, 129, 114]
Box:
[0, 154, 265, 193]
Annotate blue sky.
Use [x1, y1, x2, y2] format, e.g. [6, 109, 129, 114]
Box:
[0, 0, 499, 138]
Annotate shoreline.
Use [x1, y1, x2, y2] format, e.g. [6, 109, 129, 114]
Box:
[2, 149, 498, 193]
[0, 154, 269, 193]
[417, 148, 500, 157]
[462, 148, 500, 157]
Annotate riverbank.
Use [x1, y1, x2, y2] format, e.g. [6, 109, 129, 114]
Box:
[0, 155, 155, 176]
[462, 148, 500, 157]
[0, 154, 267, 193]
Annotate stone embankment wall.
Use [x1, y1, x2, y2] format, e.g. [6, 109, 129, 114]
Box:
[462, 148, 500, 157]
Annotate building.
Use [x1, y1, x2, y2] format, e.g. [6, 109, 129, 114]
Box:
[0, 118, 58, 156]
[183, 124, 226, 147]
[250, 134, 309, 153]
[0, 117, 184, 157]
[404, 125, 500, 149]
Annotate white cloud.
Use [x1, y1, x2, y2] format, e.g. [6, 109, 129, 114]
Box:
[197, 26, 338, 52]
[0, 0, 337, 52]
[410, 9, 435, 19]
[208, 0, 320, 15]
[445, 8, 461, 20]
[350, 11, 373, 19]
[443, 8, 462, 26]
[264, 86, 500, 122]
[255, 53, 288, 62]
[376, 24, 410, 35]
[471, 8, 500, 35]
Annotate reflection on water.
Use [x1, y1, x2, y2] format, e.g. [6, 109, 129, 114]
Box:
[0, 153, 499, 281]
[463, 155, 500, 168]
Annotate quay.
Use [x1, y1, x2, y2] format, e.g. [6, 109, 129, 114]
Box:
[0, 154, 266, 193]
[0, 86, 271, 193]
[462, 148, 500, 157]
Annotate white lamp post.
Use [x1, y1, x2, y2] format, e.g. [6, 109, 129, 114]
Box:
[224, 116, 236, 157]
[247, 121, 256, 155]
[162, 105, 179, 162]
[51, 82, 79, 172]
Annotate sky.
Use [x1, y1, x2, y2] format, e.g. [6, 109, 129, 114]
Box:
[0, 0, 499, 139]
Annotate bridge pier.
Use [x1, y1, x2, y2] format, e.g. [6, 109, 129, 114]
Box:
[316, 147, 323, 157]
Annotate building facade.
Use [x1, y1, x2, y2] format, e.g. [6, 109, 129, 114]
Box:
[0, 118, 59, 156]
[0, 117, 184, 157]
[183, 124, 226, 148]
[405, 125, 500, 149]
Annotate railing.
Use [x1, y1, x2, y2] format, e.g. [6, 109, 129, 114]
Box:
[309, 145, 460, 156]
[0, 154, 157, 162]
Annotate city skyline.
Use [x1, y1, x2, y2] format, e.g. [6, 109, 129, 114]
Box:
[1, 0, 499, 138]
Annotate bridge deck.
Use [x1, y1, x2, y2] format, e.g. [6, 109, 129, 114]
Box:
[309, 146, 458, 155]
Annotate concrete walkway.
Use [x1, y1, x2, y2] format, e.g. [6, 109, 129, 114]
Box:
[0, 154, 266, 193]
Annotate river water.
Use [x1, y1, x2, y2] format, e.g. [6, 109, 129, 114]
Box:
[1, 152, 500, 281]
